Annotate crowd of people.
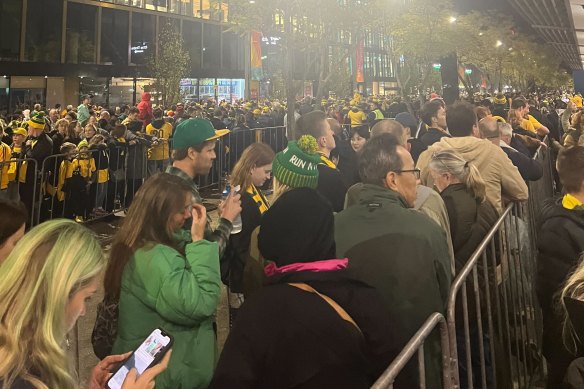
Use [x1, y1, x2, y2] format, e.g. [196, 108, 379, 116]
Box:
[0, 88, 584, 389]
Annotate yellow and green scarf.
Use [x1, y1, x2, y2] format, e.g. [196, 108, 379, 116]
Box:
[247, 184, 270, 214]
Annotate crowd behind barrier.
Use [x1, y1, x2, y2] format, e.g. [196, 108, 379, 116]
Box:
[0, 126, 287, 226]
[373, 139, 554, 389]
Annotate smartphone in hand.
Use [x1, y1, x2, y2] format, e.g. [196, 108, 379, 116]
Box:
[107, 328, 173, 389]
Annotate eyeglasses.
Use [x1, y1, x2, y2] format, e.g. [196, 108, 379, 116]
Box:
[394, 168, 421, 179]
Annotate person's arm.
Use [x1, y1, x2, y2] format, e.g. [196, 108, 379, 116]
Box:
[154, 240, 222, 325]
[507, 150, 543, 181]
[497, 147, 529, 201]
[561, 105, 573, 133]
[429, 227, 453, 308]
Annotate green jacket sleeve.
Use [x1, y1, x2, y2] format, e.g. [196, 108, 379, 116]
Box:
[154, 240, 222, 326]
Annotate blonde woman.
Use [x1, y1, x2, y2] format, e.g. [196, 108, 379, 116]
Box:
[224, 143, 275, 323]
[560, 254, 584, 387]
[428, 149, 498, 269]
[0, 219, 168, 389]
[428, 149, 499, 387]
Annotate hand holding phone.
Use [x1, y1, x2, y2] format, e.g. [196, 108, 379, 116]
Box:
[121, 350, 172, 389]
[107, 328, 173, 389]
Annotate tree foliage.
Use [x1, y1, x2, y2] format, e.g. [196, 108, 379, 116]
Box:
[149, 21, 190, 106]
[229, 0, 571, 104]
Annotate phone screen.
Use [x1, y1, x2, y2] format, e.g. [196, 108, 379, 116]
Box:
[107, 328, 171, 389]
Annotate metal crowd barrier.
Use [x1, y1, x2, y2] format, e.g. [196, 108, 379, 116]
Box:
[0, 158, 39, 227]
[374, 138, 555, 389]
[372, 313, 452, 389]
[10, 126, 286, 227]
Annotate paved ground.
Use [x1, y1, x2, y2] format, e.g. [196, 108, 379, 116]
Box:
[72, 198, 230, 386]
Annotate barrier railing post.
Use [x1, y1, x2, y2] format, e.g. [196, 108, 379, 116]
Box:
[371, 313, 451, 389]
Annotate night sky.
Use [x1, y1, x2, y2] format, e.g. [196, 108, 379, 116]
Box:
[453, 0, 534, 35]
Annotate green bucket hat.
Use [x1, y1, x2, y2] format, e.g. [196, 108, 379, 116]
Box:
[173, 118, 230, 150]
[272, 135, 321, 189]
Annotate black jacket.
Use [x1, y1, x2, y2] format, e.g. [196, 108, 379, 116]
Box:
[316, 164, 347, 212]
[536, 198, 584, 386]
[51, 132, 65, 155]
[420, 128, 451, 150]
[441, 184, 499, 270]
[223, 190, 265, 292]
[336, 142, 360, 188]
[20, 133, 53, 183]
[501, 145, 543, 181]
[210, 270, 408, 388]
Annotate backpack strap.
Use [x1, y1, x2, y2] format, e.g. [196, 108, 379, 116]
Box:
[288, 282, 362, 335]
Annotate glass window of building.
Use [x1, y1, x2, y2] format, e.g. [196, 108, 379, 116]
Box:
[192, 0, 202, 18]
[110, 77, 135, 106]
[66, 3, 97, 64]
[200, 0, 212, 19]
[136, 78, 157, 104]
[183, 20, 202, 69]
[222, 29, 236, 70]
[0, 77, 9, 115]
[0, 0, 22, 61]
[80, 77, 109, 106]
[101, 8, 129, 65]
[25, 0, 62, 63]
[9, 76, 46, 113]
[131, 12, 155, 65]
[146, 0, 168, 12]
[117, 0, 144, 7]
[180, 78, 199, 100]
[199, 78, 216, 100]
[168, 0, 193, 15]
[202, 23, 220, 69]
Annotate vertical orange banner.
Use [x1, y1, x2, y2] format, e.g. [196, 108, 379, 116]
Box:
[251, 31, 263, 81]
[356, 40, 364, 83]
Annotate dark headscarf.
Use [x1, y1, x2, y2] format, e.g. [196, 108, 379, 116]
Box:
[258, 187, 336, 266]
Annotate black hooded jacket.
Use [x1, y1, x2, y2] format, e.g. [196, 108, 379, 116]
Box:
[536, 197, 584, 385]
[537, 198, 584, 314]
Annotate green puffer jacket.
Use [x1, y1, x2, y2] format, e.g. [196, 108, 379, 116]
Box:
[112, 232, 221, 389]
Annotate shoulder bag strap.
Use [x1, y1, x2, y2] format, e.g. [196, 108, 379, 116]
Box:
[288, 282, 362, 335]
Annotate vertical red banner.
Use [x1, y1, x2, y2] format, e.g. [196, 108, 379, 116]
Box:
[251, 31, 263, 81]
[356, 40, 364, 83]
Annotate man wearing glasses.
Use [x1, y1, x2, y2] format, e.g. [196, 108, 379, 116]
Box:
[335, 133, 452, 389]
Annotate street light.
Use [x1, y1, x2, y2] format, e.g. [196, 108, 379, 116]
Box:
[496, 40, 503, 48]
[449, 16, 457, 23]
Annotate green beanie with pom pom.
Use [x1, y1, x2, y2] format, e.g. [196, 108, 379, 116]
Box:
[272, 135, 321, 189]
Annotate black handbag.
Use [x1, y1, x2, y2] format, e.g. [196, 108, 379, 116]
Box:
[91, 297, 119, 360]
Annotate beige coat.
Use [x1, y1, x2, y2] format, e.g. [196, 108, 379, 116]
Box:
[416, 136, 529, 213]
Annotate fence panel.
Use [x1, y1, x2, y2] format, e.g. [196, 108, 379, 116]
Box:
[0, 157, 38, 227]
[372, 313, 452, 389]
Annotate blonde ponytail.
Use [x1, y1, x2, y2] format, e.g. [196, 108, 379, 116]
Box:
[464, 163, 487, 203]
[428, 149, 487, 202]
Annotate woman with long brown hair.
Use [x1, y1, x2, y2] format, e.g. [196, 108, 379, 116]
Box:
[103, 173, 221, 389]
[224, 143, 275, 323]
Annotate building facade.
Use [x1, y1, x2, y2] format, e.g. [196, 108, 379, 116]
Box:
[0, 0, 247, 114]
